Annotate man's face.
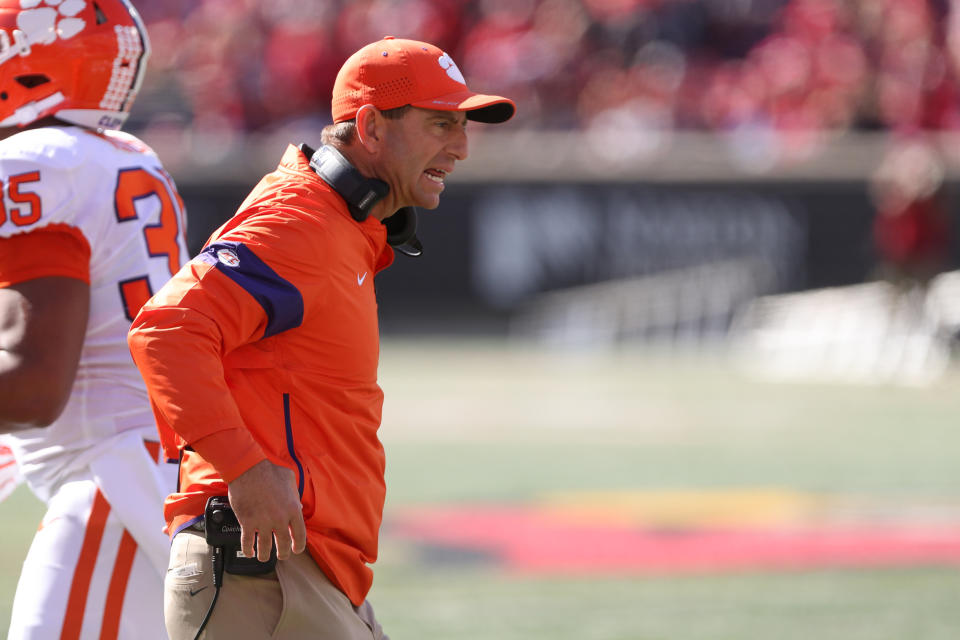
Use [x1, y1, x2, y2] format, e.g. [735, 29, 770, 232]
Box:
[378, 107, 469, 210]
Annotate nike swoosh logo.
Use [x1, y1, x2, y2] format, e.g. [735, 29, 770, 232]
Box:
[189, 586, 208, 597]
[357, 272, 368, 286]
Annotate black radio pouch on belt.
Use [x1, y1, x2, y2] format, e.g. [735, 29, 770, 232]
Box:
[300, 143, 423, 257]
[204, 496, 277, 576]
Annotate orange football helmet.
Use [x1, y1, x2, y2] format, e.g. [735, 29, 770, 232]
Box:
[0, 0, 150, 130]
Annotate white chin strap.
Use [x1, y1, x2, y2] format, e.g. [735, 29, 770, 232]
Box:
[0, 91, 65, 127]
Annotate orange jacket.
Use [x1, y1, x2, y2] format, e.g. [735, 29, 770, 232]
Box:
[128, 145, 394, 605]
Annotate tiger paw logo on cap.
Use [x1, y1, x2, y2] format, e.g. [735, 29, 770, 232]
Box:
[17, 0, 87, 44]
[437, 52, 465, 85]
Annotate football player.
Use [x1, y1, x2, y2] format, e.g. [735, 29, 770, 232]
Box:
[0, 1, 186, 638]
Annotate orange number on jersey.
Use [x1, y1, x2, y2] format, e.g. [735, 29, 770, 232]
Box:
[118, 276, 153, 322]
[115, 167, 184, 321]
[0, 171, 43, 226]
[115, 168, 182, 276]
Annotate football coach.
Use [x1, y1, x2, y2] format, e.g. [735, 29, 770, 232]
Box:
[128, 36, 515, 639]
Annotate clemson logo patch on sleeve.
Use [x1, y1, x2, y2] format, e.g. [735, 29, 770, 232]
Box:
[216, 248, 240, 267]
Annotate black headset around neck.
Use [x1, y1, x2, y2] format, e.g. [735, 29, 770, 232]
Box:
[299, 143, 423, 257]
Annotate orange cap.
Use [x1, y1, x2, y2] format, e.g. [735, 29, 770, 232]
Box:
[331, 37, 515, 124]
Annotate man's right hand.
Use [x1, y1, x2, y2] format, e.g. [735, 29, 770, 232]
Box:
[227, 459, 307, 562]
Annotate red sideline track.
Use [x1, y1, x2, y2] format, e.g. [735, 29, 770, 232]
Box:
[389, 506, 960, 573]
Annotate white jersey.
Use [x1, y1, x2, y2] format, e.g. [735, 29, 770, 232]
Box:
[0, 125, 188, 500]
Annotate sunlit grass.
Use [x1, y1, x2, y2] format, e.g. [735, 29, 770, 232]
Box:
[3, 341, 960, 638]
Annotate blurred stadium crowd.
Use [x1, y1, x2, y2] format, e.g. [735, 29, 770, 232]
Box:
[132, 0, 960, 144]
[129, 0, 960, 290]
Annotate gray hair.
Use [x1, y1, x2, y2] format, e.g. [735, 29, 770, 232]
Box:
[320, 105, 413, 146]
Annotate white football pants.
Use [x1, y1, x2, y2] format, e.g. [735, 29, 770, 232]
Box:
[7, 439, 173, 640]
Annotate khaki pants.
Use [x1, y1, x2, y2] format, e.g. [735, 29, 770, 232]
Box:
[165, 530, 388, 640]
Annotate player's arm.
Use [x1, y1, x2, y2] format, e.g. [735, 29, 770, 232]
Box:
[0, 276, 89, 431]
[0, 224, 91, 432]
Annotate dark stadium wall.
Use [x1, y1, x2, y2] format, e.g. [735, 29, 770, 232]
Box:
[177, 180, 949, 334]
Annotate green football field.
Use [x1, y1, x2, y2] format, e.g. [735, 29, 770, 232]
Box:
[3, 340, 960, 638]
